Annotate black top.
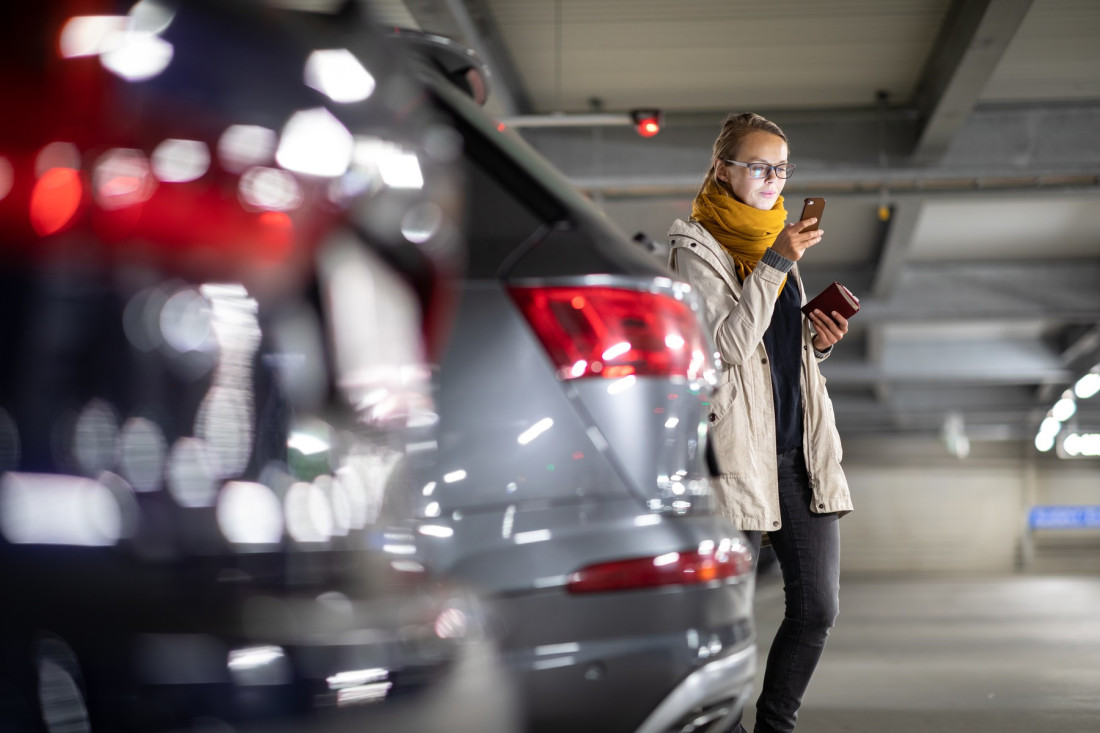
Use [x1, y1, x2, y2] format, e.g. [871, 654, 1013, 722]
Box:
[763, 279, 804, 451]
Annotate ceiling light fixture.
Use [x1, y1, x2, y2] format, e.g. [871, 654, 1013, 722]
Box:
[1035, 363, 1099, 457]
[631, 109, 662, 138]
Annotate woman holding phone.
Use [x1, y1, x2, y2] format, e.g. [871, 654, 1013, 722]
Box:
[667, 112, 854, 733]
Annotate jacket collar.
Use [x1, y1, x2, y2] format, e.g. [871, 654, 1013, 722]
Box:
[668, 217, 803, 297]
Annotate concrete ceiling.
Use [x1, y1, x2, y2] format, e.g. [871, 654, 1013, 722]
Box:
[372, 0, 1100, 453]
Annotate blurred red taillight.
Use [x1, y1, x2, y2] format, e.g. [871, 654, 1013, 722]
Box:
[29, 167, 84, 236]
[509, 285, 713, 381]
[567, 540, 753, 594]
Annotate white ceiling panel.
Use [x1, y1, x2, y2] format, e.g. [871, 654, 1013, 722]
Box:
[981, 0, 1100, 103]
[909, 195, 1100, 261]
[484, 0, 951, 112]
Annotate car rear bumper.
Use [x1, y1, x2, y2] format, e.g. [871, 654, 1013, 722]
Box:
[633, 641, 755, 733]
[500, 611, 754, 733]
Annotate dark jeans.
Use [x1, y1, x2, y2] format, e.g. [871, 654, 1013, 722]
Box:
[733, 447, 841, 733]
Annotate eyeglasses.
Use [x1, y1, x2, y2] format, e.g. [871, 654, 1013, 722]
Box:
[723, 159, 796, 179]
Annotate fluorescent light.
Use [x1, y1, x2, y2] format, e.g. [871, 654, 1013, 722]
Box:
[1039, 417, 1062, 436]
[1075, 372, 1100, 400]
[1051, 397, 1077, 422]
[1034, 432, 1055, 452]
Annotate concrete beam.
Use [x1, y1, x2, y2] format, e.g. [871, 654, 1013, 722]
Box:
[909, 0, 1034, 164]
[516, 103, 1100, 196]
[870, 202, 922, 300]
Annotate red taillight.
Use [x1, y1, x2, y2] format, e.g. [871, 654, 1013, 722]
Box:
[30, 167, 84, 236]
[509, 285, 713, 381]
[567, 540, 753, 594]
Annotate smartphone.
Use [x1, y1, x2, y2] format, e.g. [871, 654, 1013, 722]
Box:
[800, 197, 826, 232]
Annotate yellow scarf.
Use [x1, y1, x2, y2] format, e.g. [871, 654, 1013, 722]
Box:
[691, 178, 788, 292]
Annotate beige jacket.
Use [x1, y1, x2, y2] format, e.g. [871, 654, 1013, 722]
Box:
[668, 218, 853, 531]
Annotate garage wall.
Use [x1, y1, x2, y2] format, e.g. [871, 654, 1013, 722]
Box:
[835, 437, 1100, 575]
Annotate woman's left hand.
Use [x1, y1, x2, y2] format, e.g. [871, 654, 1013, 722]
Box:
[809, 309, 848, 351]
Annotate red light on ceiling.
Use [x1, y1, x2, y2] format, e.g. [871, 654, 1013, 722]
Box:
[637, 118, 660, 137]
[30, 167, 84, 236]
[631, 109, 662, 138]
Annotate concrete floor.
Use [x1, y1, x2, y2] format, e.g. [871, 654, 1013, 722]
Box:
[740, 572, 1100, 732]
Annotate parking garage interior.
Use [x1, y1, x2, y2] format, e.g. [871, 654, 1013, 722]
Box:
[364, 0, 1100, 730]
[3, 0, 1098, 731]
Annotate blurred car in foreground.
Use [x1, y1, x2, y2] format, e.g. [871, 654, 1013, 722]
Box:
[386, 31, 757, 733]
[0, 2, 517, 731]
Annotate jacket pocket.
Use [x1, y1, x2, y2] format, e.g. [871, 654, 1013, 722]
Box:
[705, 367, 756, 477]
[706, 366, 737, 424]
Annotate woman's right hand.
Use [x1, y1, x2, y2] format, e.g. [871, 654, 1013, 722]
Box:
[770, 218, 823, 262]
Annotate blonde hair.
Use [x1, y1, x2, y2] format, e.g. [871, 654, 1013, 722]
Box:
[698, 112, 789, 198]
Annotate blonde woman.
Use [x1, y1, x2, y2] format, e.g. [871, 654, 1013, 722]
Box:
[668, 112, 854, 733]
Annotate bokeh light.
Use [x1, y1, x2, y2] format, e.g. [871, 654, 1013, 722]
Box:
[218, 125, 277, 174]
[304, 49, 376, 103]
[36, 142, 81, 176]
[353, 137, 424, 190]
[100, 31, 174, 82]
[400, 202, 443, 244]
[128, 0, 176, 35]
[118, 417, 167, 492]
[434, 607, 468, 639]
[276, 108, 353, 178]
[159, 287, 213, 353]
[239, 166, 303, 211]
[0, 473, 122, 546]
[122, 286, 168, 353]
[0, 156, 14, 202]
[93, 149, 156, 209]
[216, 481, 284, 545]
[227, 645, 290, 686]
[30, 168, 83, 236]
[59, 15, 128, 58]
[1051, 395, 1077, 422]
[1075, 372, 1100, 400]
[167, 437, 218, 508]
[285, 480, 334, 543]
[151, 139, 210, 182]
[72, 399, 120, 476]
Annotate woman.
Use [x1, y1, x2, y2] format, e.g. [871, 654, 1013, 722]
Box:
[668, 112, 854, 733]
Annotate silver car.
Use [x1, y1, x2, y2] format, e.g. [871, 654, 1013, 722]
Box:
[395, 33, 758, 733]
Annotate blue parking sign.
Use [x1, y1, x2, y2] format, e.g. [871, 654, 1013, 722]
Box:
[1029, 505, 1100, 529]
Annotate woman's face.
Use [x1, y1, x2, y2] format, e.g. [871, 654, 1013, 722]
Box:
[715, 131, 788, 210]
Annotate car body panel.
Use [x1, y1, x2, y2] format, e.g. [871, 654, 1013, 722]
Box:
[393, 31, 757, 733]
